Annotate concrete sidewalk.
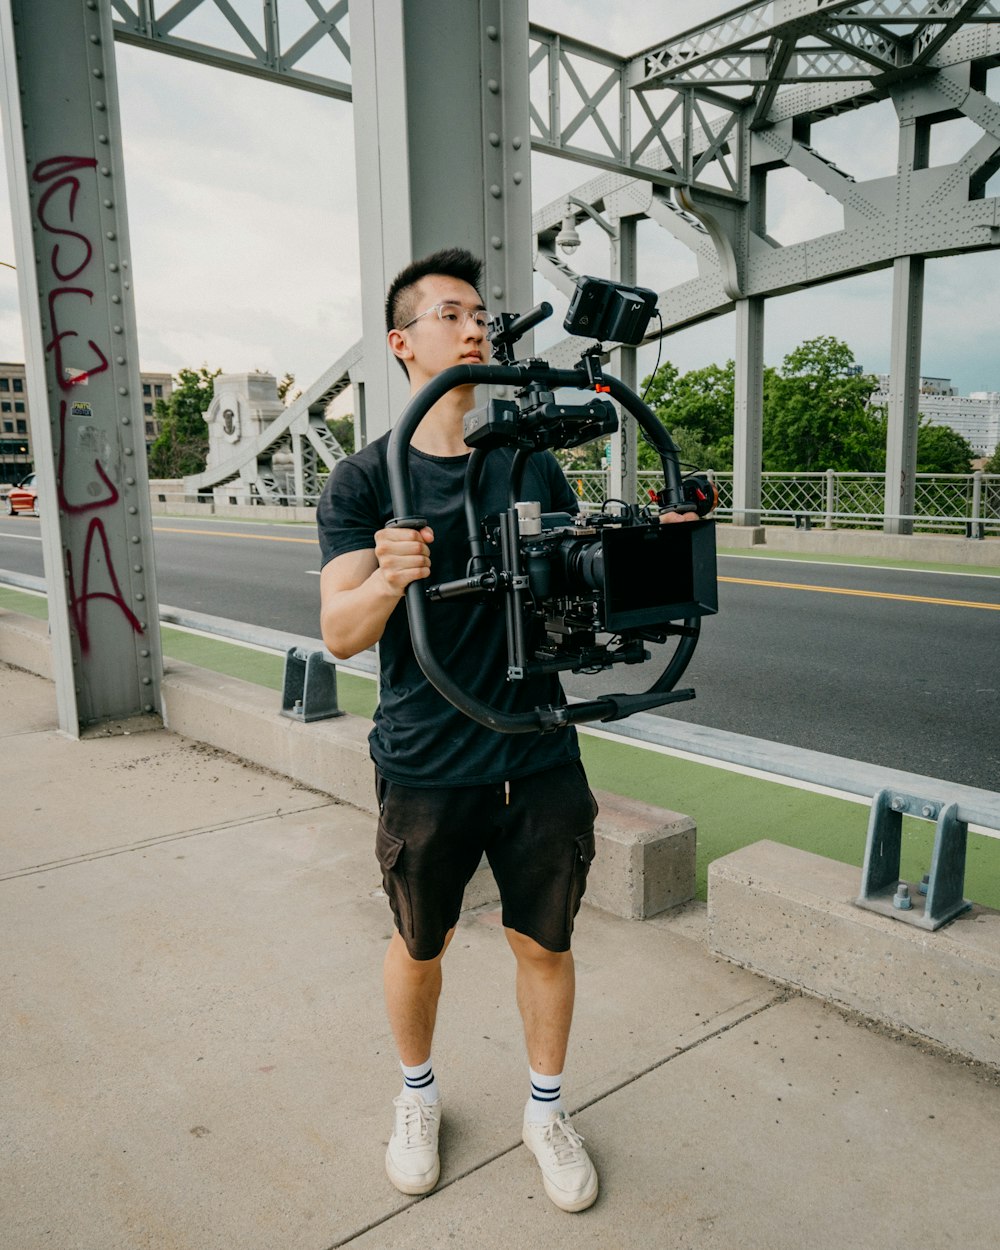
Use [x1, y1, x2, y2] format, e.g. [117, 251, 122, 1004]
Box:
[3, 661, 999, 1250]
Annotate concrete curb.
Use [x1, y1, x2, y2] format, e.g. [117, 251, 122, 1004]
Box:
[716, 522, 1000, 568]
[708, 840, 1000, 1068]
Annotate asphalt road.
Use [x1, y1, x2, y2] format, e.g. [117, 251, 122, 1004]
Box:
[1, 513, 998, 791]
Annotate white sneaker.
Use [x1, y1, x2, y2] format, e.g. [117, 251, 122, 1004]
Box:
[385, 1091, 441, 1195]
[522, 1109, 599, 1212]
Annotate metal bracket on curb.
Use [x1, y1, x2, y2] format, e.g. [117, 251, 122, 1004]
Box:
[280, 647, 343, 723]
[856, 788, 972, 931]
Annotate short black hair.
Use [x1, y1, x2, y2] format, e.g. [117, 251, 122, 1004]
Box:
[385, 246, 484, 338]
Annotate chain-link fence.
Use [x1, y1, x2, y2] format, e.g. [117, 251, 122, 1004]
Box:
[565, 469, 1000, 534]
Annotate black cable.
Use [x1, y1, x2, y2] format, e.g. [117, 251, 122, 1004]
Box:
[639, 309, 664, 405]
[633, 310, 670, 466]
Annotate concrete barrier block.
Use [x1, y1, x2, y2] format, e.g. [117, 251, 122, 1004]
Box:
[451, 791, 698, 921]
[761, 526, 1000, 569]
[708, 839, 1000, 1068]
[160, 661, 376, 814]
[716, 524, 765, 548]
[159, 661, 506, 914]
[588, 791, 696, 920]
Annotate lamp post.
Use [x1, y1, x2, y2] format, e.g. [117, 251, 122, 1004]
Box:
[555, 197, 619, 255]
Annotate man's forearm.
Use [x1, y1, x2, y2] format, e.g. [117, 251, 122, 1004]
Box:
[322, 569, 402, 659]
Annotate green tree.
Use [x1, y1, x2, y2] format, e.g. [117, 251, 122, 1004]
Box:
[554, 437, 607, 475]
[915, 419, 974, 473]
[148, 366, 220, 477]
[277, 372, 301, 404]
[602, 336, 981, 478]
[984, 443, 1000, 473]
[640, 358, 741, 470]
[763, 337, 882, 471]
[327, 414, 355, 457]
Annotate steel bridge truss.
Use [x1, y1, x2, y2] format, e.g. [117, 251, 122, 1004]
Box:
[5, 0, 1000, 735]
[110, 0, 1000, 514]
[109, 1, 1000, 187]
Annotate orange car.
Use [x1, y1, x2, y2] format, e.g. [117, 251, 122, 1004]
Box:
[5, 473, 38, 516]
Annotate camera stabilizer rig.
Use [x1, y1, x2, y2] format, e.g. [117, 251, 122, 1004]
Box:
[386, 276, 718, 734]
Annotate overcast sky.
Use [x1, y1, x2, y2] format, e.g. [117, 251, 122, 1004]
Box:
[1, 0, 998, 400]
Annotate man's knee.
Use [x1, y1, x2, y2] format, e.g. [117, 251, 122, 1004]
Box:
[386, 927, 455, 974]
[505, 927, 571, 967]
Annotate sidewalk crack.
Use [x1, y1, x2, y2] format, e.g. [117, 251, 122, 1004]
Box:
[0, 800, 337, 880]
[326, 991, 791, 1248]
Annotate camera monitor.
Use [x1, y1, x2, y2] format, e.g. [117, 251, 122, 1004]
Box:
[563, 276, 658, 345]
[600, 520, 718, 632]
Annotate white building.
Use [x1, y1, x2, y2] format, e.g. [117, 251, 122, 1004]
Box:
[873, 374, 1000, 457]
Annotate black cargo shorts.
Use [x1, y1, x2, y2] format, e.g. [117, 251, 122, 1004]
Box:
[374, 759, 598, 961]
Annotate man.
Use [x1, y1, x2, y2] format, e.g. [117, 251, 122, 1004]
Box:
[318, 247, 692, 1213]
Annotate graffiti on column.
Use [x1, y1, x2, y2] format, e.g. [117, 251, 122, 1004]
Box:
[33, 155, 142, 653]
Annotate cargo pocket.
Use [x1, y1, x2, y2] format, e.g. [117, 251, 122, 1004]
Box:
[566, 830, 596, 930]
[572, 758, 599, 821]
[375, 824, 413, 938]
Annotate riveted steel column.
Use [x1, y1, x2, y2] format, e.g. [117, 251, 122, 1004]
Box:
[733, 296, 765, 527]
[1, 0, 162, 736]
[884, 254, 924, 535]
[732, 169, 765, 528]
[481, 0, 534, 324]
[609, 214, 638, 510]
[350, 0, 533, 441]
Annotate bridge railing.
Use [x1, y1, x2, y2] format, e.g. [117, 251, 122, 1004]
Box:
[144, 470, 1000, 534]
[563, 470, 1000, 535]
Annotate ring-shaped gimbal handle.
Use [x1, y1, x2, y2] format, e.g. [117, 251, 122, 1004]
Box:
[386, 360, 707, 733]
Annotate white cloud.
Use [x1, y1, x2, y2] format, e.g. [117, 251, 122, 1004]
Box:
[113, 45, 360, 384]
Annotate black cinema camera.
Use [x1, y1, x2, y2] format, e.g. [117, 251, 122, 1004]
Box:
[386, 275, 718, 735]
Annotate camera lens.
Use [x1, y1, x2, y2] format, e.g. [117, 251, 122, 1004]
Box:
[564, 536, 603, 593]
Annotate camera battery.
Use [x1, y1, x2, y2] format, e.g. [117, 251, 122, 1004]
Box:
[464, 398, 520, 449]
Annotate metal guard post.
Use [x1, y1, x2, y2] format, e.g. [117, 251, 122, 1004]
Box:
[856, 788, 972, 931]
[281, 646, 343, 722]
[385, 362, 708, 734]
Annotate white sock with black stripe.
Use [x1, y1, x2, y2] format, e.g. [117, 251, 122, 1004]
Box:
[525, 1066, 564, 1123]
[400, 1058, 440, 1105]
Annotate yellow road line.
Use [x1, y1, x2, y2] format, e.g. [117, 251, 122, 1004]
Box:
[719, 575, 1000, 611]
[154, 526, 316, 545]
[149, 530, 998, 610]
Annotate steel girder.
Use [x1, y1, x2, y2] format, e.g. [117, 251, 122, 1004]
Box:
[110, 0, 352, 100]
[6, 0, 996, 735]
[41, 3, 1000, 508]
[633, 1, 1000, 86]
[531, 61, 1000, 343]
[146, 1, 1000, 519]
[107, 3, 748, 192]
[2, 0, 165, 735]
[108, 2, 1000, 194]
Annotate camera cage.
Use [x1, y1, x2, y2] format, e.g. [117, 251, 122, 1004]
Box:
[386, 290, 718, 735]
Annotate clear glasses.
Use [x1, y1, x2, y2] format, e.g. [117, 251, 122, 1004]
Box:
[400, 302, 492, 331]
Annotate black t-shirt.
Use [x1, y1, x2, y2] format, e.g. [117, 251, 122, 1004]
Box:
[317, 431, 582, 787]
